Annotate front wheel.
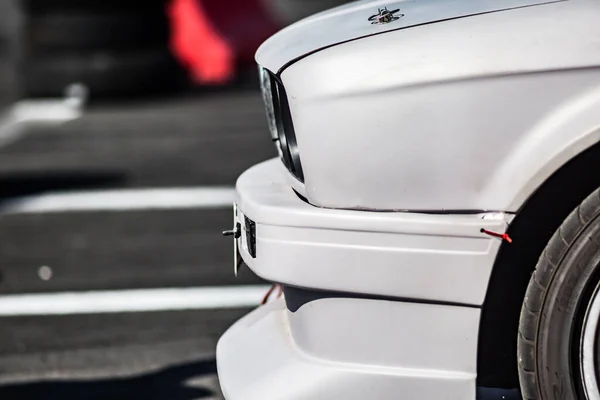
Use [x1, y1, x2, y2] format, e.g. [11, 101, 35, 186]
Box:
[518, 188, 600, 399]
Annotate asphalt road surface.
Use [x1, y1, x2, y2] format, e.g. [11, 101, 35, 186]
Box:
[0, 87, 274, 399]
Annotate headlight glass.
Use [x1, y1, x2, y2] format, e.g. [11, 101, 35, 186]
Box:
[257, 65, 304, 182]
[259, 66, 278, 141]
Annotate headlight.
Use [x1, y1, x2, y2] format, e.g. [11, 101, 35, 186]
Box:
[259, 66, 278, 141]
[258, 66, 304, 182]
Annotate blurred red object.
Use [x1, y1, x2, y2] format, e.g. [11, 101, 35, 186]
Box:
[168, 0, 281, 85]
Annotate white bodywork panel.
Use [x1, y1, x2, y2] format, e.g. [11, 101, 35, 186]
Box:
[257, 0, 600, 211]
[218, 1, 600, 398]
[256, 0, 558, 74]
[219, 160, 507, 399]
[236, 159, 509, 305]
[217, 299, 479, 400]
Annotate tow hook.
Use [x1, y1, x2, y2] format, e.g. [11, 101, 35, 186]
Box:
[222, 223, 241, 238]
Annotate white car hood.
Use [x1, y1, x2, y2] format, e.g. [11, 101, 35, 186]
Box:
[256, 0, 559, 74]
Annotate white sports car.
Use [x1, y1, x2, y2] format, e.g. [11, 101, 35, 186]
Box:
[217, 0, 600, 399]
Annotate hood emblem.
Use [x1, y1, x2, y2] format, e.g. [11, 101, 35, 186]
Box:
[368, 7, 403, 25]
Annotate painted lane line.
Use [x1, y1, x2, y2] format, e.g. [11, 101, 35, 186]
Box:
[11, 98, 83, 123]
[0, 187, 236, 214]
[0, 285, 272, 316]
[0, 98, 83, 148]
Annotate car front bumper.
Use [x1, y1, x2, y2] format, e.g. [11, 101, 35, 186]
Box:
[217, 158, 511, 400]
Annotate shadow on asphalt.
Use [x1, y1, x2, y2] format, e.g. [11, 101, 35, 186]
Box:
[0, 359, 218, 400]
[0, 170, 126, 198]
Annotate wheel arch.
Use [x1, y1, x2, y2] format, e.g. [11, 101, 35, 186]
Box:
[477, 138, 600, 388]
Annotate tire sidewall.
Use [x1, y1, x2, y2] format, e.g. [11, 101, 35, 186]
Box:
[536, 218, 600, 399]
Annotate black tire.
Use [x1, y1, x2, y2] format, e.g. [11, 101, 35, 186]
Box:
[518, 187, 600, 399]
[23, 48, 182, 98]
[27, 13, 169, 53]
[22, 0, 167, 15]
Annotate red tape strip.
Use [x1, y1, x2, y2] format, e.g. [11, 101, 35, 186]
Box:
[481, 228, 513, 243]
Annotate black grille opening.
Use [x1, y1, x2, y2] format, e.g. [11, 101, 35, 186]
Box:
[244, 215, 256, 258]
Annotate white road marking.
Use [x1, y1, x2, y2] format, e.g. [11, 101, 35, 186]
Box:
[11, 98, 82, 123]
[0, 187, 236, 214]
[0, 285, 272, 316]
[0, 98, 83, 148]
